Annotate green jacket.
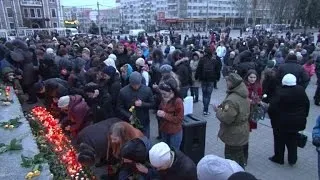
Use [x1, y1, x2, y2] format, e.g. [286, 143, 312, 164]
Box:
[216, 82, 250, 146]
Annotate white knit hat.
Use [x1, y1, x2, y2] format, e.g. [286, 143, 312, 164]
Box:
[197, 155, 244, 180]
[57, 96, 70, 108]
[136, 58, 145, 67]
[282, 73, 296, 86]
[149, 142, 171, 168]
[140, 43, 147, 47]
[46, 48, 54, 54]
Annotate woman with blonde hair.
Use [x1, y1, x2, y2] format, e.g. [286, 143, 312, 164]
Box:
[107, 121, 145, 159]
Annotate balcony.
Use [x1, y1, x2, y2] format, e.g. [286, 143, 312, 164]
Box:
[20, 0, 43, 7]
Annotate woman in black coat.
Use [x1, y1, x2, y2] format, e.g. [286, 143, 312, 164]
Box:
[268, 74, 310, 165]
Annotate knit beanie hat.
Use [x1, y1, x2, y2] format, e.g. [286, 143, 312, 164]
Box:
[103, 66, 117, 77]
[282, 73, 296, 86]
[149, 142, 171, 168]
[160, 64, 173, 74]
[197, 155, 244, 180]
[120, 138, 148, 163]
[136, 58, 145, 67]
[228, 172, 258, 180]
[46, 48, 54, 54]
[57, 96, 70, 108]
[227, 73, 243, 89]
[129, 71, 142, 85]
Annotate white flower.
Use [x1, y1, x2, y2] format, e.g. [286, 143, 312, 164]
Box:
[262, 94, 268, 98]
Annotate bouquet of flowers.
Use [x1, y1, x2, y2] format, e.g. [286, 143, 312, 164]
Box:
[129, 106, 143, 129]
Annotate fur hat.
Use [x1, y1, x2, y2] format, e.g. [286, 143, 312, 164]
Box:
[226, 73, 243, 89]
[160, 64, 173, 74]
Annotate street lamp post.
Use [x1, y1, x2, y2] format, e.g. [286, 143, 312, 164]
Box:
[206, 0, 209, 33]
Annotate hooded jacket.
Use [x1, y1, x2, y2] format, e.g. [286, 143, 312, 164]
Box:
[174, 57, 192, 87]
[216, 82, 250, 146]
[68, 95, 91, 136]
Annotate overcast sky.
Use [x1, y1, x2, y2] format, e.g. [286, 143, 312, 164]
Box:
[61, 0, 116, 8]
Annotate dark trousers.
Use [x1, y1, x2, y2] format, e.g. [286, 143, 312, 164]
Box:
[225, 144, 245, 168]
[190, 87, 199, 101]
[273, 129, 298, 164]
[315, 84, 320, 103]
[201, 82, 214, 112]
[180, 86, 190, 99]
[243, 143, 249, 164]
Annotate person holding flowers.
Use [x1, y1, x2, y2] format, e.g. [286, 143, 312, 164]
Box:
[117, 72, 154, 138]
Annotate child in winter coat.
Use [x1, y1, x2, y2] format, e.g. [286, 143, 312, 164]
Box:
[190, 51, 201, 102]
[303, 59, 316, 78]
[303, 59, 315, 88]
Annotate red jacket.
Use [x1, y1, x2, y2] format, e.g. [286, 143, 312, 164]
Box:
[159, 98, 184, 134]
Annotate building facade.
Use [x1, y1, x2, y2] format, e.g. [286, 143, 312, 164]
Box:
[100, 7, 121, 29]
[120, 0, 272, 29]
[62, 6, 92, 32]
[0, 0, 61, 29]
[119, 0, 156, 30]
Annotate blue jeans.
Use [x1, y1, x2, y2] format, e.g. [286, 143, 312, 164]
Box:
[201, 82, 214, 112]
[161, 130, 183, 150]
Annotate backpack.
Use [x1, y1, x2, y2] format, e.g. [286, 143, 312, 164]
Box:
[202, 57, 215, 79]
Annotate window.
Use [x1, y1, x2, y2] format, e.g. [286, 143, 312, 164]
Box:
[7, 8, 13, 17]
[30, 9, 35, 17]
[53, 22, 57, 27]
[51, 9, 56, 17]
[36, 9, 41, 17]
[9, 22, 14, 29]
[23, 9, 28, 17]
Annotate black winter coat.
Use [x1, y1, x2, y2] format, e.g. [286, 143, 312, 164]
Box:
[85, 91, 115, 123]
[268, 85, 310, 132]
[158, 150, 197, 180]
[174, 57, 193, 87]
[117, 85, 154, 126]
[76, 118, 121, 160]
[195, 55, 221, 82]
[277, 60, 310, 88]
[107, 74, 122, 112]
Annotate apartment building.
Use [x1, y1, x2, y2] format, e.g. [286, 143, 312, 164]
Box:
[0, 0, 60, 29]
[100, 7, 121, 29]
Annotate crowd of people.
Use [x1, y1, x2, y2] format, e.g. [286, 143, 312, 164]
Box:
[0, 28, 320, 180]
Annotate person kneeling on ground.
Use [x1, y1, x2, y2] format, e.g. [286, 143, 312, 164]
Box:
[148, 142, 197, 180]
[76, 117, 122, 167]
